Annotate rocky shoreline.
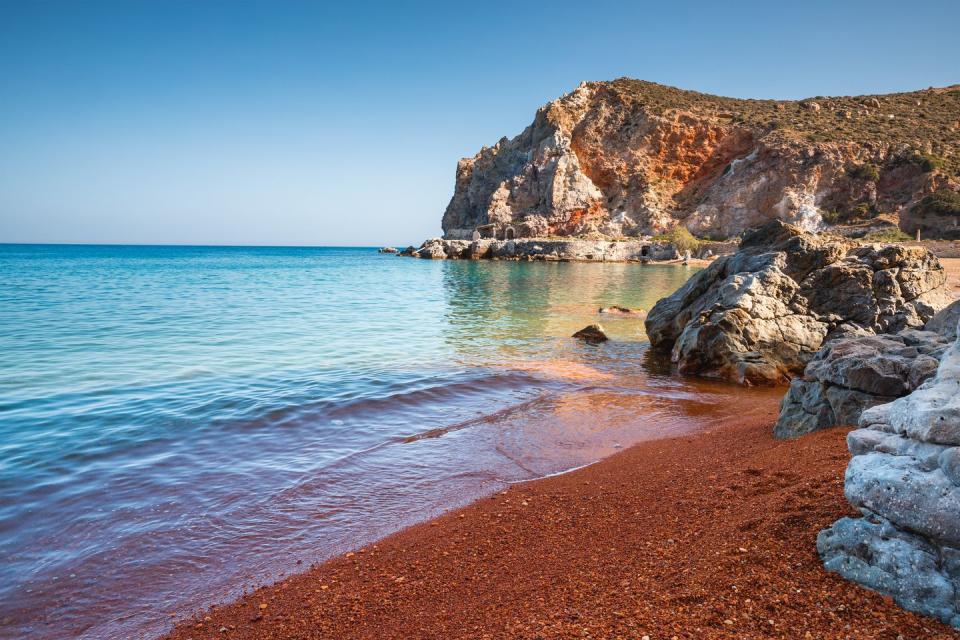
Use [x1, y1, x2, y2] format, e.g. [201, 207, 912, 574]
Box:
[640, 220, 960, 627]
[399, 237, 697, 262]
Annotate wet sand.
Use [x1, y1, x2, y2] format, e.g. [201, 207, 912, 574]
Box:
[164, 412, 959, 639]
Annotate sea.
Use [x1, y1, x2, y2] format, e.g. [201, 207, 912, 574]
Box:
[0, 244, 782, 639]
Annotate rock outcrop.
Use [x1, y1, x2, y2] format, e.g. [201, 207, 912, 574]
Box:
[926, 299, 960, 340]
[817, 329, 960, 627]
[409, 237, 679, 262]
[572, 324, 608, 344]
[599, 306, 645, 316]
[441, 79, 960, 241]
[773, 329, 951, 438]
[644, 220, 951, 385]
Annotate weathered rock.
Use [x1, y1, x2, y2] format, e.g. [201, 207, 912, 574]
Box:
[599, 306, 645, 316]
[408, 237, 680, 262]
[572, 324, 608, 343]
[925, 299, 960, 340]
[378, 247, 398, 254]
[818, 330, 960, 627]
[413, 238, 451, 260]
[440, 79, 960, 242]
[645, 220, 951, 385]
[773, 329, 950, 438]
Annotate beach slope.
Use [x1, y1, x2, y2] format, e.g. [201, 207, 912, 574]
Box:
[165, 410, 959, 639]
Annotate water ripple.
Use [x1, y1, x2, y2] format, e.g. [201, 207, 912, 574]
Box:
[0, 245, 783, 640]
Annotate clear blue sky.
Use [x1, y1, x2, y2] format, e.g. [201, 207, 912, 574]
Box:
[1, 0, 957, 246]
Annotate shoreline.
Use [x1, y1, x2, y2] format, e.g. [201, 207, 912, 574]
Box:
[164, 412, 959, 639]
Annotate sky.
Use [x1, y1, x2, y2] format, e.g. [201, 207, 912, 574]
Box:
[0, 0, 958, 246]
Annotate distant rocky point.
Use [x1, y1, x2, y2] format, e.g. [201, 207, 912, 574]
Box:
[440, 79, 959, 243]
[403, 237, 686, 262]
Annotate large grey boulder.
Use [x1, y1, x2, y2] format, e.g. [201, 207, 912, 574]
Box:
[926, 300, 960, 340]
[645, 220, 951, 385]
[774, 299, 960, 439]
[818, 330, 960, 627]
[773, 329, 950, 438]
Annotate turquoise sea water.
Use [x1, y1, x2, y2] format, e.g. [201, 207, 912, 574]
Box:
[0, 245, 781, 639]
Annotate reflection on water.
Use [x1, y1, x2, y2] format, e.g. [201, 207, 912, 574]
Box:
[440, 260, 693, 352]
[0, 246, 779, 640]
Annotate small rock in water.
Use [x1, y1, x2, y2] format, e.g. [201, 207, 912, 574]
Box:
[598, 305, 645, 316]
[572, 324, 608, 344]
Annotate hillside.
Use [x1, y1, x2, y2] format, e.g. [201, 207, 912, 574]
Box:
[441, 79, 960, 241]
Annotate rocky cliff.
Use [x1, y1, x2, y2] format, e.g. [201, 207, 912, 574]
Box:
[442, 79, 960, 241]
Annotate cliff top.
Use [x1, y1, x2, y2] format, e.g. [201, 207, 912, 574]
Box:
[572, 78, 959, 171]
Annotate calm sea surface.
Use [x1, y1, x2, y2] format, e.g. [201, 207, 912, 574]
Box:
[0, 245, 782, 639]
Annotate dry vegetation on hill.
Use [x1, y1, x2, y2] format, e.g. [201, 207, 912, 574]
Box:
[607, 79, 960, 170]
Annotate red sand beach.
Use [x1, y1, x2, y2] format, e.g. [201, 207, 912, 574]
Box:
[164, 410, 960, 640]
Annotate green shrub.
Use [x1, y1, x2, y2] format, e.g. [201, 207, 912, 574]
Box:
[851, 203, 874, 219]
[821, 210, 842, 224]
[919, 154, 947, 172]
[914, 189, 960, 217]
[863, 228, 913, 243]
[847, 164, 880, 182]
[653, 226, 700, 254]
[897, 151, 947, 173]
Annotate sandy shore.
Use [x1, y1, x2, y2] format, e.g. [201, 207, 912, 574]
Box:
[942, 257, 960, 293]
[164, 411, 959, 639]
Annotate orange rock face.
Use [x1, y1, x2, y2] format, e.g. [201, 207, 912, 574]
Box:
[440, 79, 960, 240]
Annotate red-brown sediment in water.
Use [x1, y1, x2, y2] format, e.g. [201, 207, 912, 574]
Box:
[163, 411, 960, 639]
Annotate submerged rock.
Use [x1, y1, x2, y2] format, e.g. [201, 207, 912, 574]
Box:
[572, 324, 608, 343]
[378, 247, 398, 254]
[818, 328, 960, 627]
[599, 305, 645, 316]
[644, 220, 951, 385]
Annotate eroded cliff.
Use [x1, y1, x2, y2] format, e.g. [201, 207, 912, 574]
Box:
[442, 79, 960, 240]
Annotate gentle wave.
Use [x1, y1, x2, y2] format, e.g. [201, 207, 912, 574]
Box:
[0, 245, 756, 640]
